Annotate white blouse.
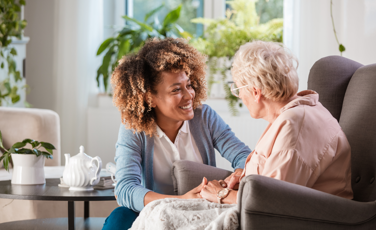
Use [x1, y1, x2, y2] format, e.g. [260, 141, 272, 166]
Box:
[153, 120, 203, 195]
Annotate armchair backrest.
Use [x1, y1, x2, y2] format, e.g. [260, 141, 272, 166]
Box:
[308, 56, 376, 202]
[0, 107, 61, 166]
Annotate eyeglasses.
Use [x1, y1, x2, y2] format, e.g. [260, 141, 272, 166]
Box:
[230, 83, 249, 97]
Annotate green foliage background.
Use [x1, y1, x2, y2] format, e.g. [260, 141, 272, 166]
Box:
[189, 0, 283, 115]
[0, 0, 27, 106]
[96, 4, 192, 93]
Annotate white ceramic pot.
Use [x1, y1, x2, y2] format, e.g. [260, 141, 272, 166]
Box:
[11, 154, 46, 185]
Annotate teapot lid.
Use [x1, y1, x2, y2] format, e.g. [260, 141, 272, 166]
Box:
[75, 145, 90, 159]
[79, 145, 84, 154]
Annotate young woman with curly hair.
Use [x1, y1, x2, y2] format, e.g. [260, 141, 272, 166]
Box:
[102, 38, 251, 230]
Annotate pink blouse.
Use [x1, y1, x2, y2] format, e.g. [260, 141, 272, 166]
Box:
[240, 90, 353, 199]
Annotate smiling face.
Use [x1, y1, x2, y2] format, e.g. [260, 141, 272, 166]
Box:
[151, 71, 195, 125]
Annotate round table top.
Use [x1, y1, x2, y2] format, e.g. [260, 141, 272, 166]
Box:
[0, 217, 105, 230]
[0, 178, 116, 201]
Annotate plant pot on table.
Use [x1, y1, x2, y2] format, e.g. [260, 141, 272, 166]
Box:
[11, 154, 45, 185]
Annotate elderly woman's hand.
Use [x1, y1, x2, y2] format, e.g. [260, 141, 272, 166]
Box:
[199, 180, 224, 203]
[219, 168, 243, 190]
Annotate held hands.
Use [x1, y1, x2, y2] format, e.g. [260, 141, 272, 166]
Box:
[199, 180, 224, 203]
[181, 168, 243, 203]
[182, 177, 207, 199]
[219, 168, 243, 190]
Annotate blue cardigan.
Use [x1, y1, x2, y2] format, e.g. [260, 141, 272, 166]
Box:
[114, 104, 252, 212]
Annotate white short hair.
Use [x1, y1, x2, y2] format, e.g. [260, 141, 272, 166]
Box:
[231, 41, 299, 101]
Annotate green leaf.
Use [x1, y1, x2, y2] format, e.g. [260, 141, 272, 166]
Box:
[4, 82, 11, 93]
[162, 5, 182, 28]
[339, 44, 346, 52]
[15, 148, 32, 154]
[118, 27, 135, 37]
[3, 153, 10, 171]
[1, 62, 4, 69]
[11, 94, 20, 104]
[32, 149, 42, 157]
[96, 69, 101, 88]
[21, 20, 27, 29]
[10, 48, 17, 56]
[122, 15, 153, 32]
[190, 17, 216, 25]
[40, 142, 56, 150]
[41, 151, 53, 159]
[144, 4, 164, 22]
[22, 139, 34, 144]
[14, 4, 21, 12]
[20, 0, 26, 5]
[10, 86, 20, 104]
[24, 101, 32, 108]
[0, 131, 4, 149]
[102, 45, 115, 71]
[12, 142, 26, 148]
[14, 71, 22, 82]
[31, 140, 40, 148]
[98, 44, 115, 92]
[44, 148, 53, 154]
[96, 38, 114, 56]
[8, 147, 16, 154]
[117, 40, 130, 60]
[179, 31, 193, 39]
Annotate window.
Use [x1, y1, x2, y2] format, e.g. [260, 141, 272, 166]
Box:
[127, 0, 204, 36]
[225, 0, 283, 23]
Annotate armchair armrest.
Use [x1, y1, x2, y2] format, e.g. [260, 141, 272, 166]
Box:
[238, 175, 376, 230]
[172, 160, 232, 195]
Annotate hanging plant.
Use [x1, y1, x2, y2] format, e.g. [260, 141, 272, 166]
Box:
[0, 0, 28, 106]
[330, 0, 345, 56]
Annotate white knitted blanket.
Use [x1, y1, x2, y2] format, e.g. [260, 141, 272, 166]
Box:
[130, 198, 238, 230]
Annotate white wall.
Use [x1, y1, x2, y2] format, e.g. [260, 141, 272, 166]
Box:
[25, 0, 103, 164]
[24, 0, 57, 110]
[284, 0, 376, 92]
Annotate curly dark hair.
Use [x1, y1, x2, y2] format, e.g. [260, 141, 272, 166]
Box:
[111, 38, 207, 136]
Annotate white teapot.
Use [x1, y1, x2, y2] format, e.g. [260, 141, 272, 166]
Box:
[63, 146, 102, 191]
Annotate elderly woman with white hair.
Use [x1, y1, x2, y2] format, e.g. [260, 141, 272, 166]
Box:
[199, 40, 353, 204]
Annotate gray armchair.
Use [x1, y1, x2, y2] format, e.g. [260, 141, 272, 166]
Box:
[172, 56, 376, 229]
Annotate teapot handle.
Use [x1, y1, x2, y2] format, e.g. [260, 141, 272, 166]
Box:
[90, 156, 102, 185]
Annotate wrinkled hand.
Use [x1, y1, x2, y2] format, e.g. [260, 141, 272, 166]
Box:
[219, 168, 243, 190]
[182, 177, 207, 199]
[200, 180, 224, 203]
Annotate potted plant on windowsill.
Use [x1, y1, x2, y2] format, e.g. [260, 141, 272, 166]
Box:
[95, 4, 191, 99]
[0, 131, 56, 185]
[189, 0, 283, 115]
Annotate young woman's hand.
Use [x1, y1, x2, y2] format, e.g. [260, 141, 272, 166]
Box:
[199, 180, 224, 203]
[182, 177, 207, 199]
[219, 168, 243, 190]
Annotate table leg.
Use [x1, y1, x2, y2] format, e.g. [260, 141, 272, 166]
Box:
[68, 201, 75, 230]
[84, 201, 89, 219]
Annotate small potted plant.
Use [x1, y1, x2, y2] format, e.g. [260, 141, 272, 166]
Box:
[0, 130, 56, 185]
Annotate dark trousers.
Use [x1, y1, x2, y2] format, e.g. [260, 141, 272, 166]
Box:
[102, 206, 139, 230]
